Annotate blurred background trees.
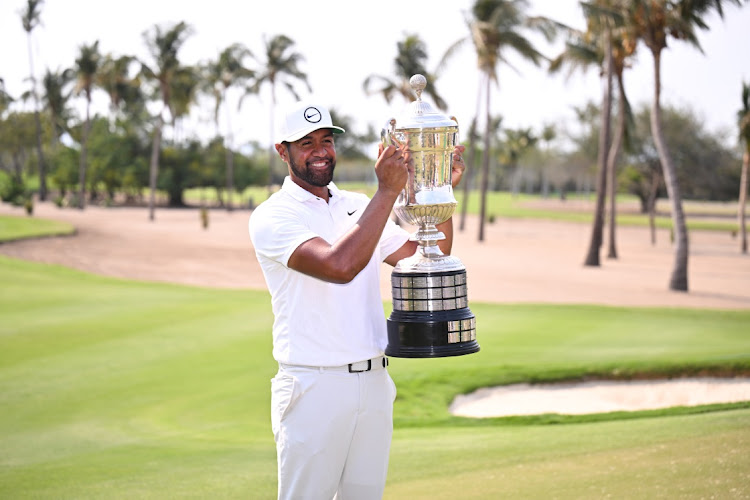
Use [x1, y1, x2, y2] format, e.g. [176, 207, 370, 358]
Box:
[0, 0, 747, 280]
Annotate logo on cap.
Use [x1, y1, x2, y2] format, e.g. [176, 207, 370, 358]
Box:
[303, 107, 322, 124]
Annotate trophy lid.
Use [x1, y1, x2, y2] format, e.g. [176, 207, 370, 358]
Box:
[394, 74, 458, 130]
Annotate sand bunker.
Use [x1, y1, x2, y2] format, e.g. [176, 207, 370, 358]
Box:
[450, 377, 750, 417]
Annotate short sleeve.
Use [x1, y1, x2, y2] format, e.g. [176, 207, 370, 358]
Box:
[249, 202, 318, 267]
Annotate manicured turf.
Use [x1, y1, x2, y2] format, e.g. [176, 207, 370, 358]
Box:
[387, 411, 750, 498]
[0, 214, 75, 242]
[1, 255, 749, 498]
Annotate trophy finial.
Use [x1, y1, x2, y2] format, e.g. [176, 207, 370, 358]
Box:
[410, 74, 427, 101]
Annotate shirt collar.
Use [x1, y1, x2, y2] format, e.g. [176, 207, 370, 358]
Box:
[281, 176, 341, 203]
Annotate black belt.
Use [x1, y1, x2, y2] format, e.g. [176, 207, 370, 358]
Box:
[348, 356, 389, 373]
[280, 356, 389, 373]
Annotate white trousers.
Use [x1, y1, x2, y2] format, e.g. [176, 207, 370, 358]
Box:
[271, 357, 396, 500]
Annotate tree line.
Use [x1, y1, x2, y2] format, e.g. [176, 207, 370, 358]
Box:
[1, 0, 748, 292]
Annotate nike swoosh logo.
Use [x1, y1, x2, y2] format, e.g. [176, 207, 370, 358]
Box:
[347, 210, 357, 216]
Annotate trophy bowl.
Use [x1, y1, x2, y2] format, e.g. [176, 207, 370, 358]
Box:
[382, 74, 479, 358]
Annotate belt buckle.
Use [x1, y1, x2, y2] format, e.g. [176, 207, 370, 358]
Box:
[348, 359, 372, 373]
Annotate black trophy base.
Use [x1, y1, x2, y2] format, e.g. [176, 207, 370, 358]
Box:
[386, 309, 480, 358]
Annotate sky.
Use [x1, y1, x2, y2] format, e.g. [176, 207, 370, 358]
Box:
[2, 0, 749, 156]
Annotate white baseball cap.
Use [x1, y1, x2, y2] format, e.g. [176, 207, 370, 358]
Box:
[277, 101, 345, 143]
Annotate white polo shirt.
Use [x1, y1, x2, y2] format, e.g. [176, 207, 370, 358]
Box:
[248, 177, 410, 367]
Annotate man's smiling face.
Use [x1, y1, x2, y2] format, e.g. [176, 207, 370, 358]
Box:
[284, 128, 337, 190]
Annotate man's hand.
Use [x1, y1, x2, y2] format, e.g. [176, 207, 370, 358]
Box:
[451, 145, 467, 188]
[375, 143, 409, 198]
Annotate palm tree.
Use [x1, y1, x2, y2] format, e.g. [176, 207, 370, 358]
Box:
[443, 0, 556, 241]
[167, 64, 200, 144]
[738, 81, 750, 254]
[448, 48, 487, 234]
[604, 19, 636, 260]
[97, 55, 147, 138]
[246, 34, 310, 190]
[470, 113, 503, 194]
[41, 67, 74, 148]
[587, 36, 613, 266]
[140, 21, 194, 220]
[73, 40, 101, 209]
[364, 33, 448, 111]
[203, 43, 255, 211]
[551, 2, 616, 267]
[627, 0, 742, 291]
[551, 1, 635, 264]
[584, 1, 638, 261]
[459, 116, 481, 231]
[97, 54, 141, 132]
[20, 0, 48, 201]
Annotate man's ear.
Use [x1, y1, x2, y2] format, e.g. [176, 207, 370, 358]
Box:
[275, 143, 288, 162]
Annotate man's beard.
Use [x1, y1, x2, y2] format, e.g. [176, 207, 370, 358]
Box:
[289, 155, 336, 187]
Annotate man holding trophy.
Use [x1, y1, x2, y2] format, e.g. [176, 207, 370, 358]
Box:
[249, 75, 469, 499]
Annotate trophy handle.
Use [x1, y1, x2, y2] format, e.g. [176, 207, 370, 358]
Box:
[381, 118, 399, 147]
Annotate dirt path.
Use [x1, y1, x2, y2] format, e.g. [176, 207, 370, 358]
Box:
[2, 201, 749, 310]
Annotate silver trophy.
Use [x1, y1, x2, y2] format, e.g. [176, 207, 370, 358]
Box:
[382, 74, 479, 358]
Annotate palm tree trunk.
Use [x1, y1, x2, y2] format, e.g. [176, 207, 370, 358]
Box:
[650, 50, 689, 291]
[459, 117, 478, 232]
[583, 38, 613, 267]
[33, 110, 47, 202]
[148, 114, 164, 221]
[606, 72, 626, 259]
[77, 102, 91, 210]
[739, 147, 749, 254]
[225, 148, 235, 211]
[511, 164, 520, 198]
[460, 79, 484, 232]
[224, 89, 235, 212]
[648, 172, 660, 246]
[478, 74, 492, 242]
[27, 36, 47, 202]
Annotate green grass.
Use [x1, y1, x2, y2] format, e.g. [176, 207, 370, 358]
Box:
[0, 214, 75, 242]
[387, 412, 750, 499]
[452, 191, 741, 232]
[229, 186, 741, 232]
[388, 303, 750, 427]
[1, 255, 749, 498]
[0, 257, 278, 498]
